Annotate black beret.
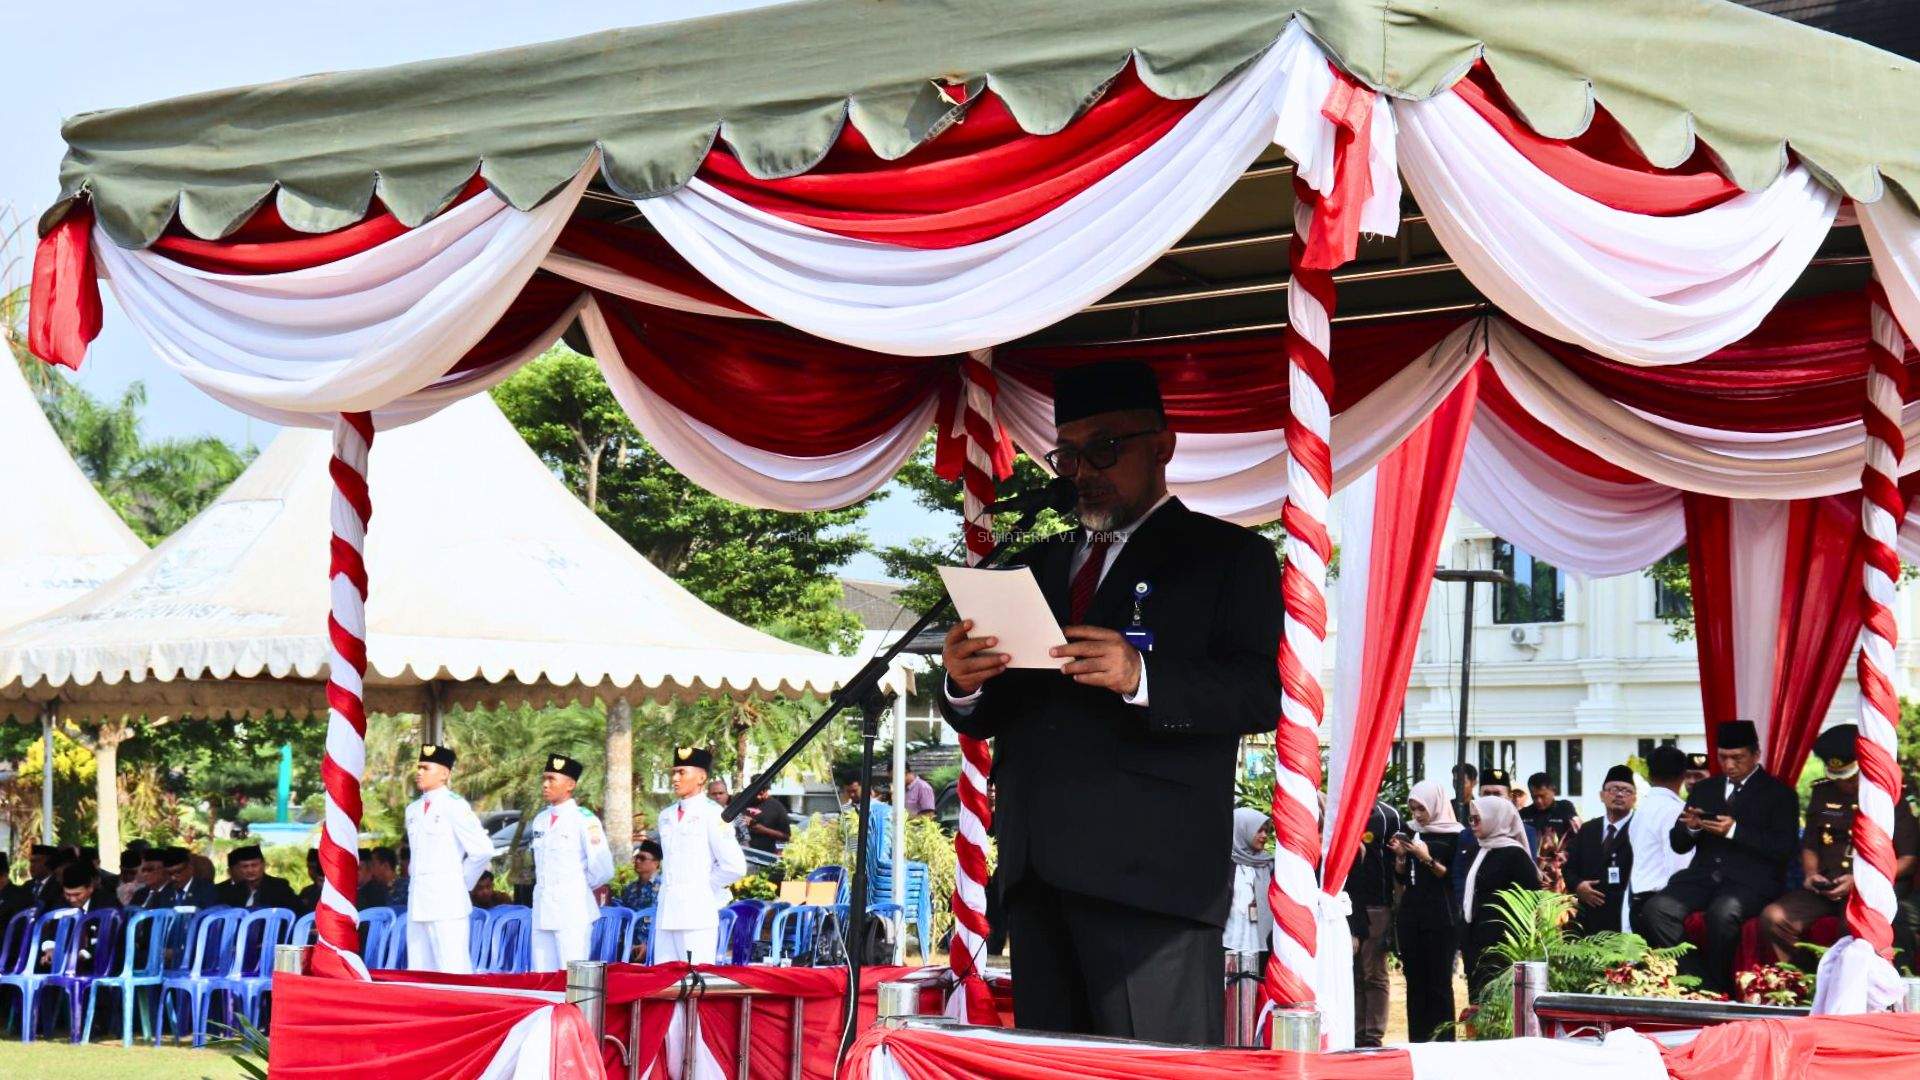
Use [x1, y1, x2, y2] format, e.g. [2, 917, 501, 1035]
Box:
[1716, 720, 1760, 752]
[1482, 768, 1512, 788]
[1647, 745, 1690, 780]
[1603, 765, 1637, 788]
[637, 839, 663, 860]
[671, 746, 715, 773]
[1053, 361, 1165, 427]
[31, 844, 56, 859]
[544, 754, 584, 780]
[227, 845, 264, 866]
[419, 744, 457, 769]
[1814, 724, 1859, 767]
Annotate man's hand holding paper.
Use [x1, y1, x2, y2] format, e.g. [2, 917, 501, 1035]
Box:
[938, 565, 1069, 695]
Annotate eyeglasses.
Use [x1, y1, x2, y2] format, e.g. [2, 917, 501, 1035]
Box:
[1043, 428, 1164, 474]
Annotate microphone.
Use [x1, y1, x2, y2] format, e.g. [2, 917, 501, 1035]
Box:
[983, 477, 1078, 516]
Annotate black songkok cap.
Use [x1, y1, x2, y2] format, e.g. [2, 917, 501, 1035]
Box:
[60, 861, 95, 889]
[545, 754, 584, 781]
[637, 839, 663, 860]
[419, 744, 457, 769]
[1686, 752, 1711, 771]
[1052, 361, 1166, 427]
[1716, 720, 1760, 752]
[160, 847, 190, 868]
[227, 844, 264, 867]
[672, 746, 714, 773]
[1813, 724, 1859, 767]
[1603, 765, 1637, 788]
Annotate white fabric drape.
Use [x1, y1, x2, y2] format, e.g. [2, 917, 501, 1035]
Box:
[580, 298, 935, 510]
[1861, 196, 1920, 349]
[635, 23, 1398, 357]
[93, 163, 594, 423]
[1728, 501, 1792, 752]
[1405, 1029, 1668, 1080]
[1396, 89, 1838, 367]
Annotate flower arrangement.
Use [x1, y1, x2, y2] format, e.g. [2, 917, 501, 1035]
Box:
[1733, 962, 1813, 1006]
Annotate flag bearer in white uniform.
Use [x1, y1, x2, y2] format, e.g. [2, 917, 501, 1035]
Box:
[529, 754, 615, 971]
[404, 744, 497, 973]
[655, 747, 747, 965]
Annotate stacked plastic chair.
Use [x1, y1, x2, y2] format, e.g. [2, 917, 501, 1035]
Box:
[39, 907, 124, 1043]
[2, 908, 81, 1041]
[84, 908, 177, 1045]
[467, 907, 493, 969]
[289, 910, 316, 946]
[358, 907, 396, 969]
[868, 860, 935, 959]
[590, 907, 635, 964]
[210, 907, 294, 1033]
[481, 906, 531, 974]
[155, 907, 244, 1048]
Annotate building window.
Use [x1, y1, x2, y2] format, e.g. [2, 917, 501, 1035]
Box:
[1545, 739, 1562, 792]
[1567, 739, 1584, 797]
[1414, 741, 1426, 784]
[1652, 548, 1691, 619]
[1478, 739, 1517, 782]
[1636, 736, 1678, 762]
[1478, 740, 1494, 778]
[1492, 539, 1566, 624]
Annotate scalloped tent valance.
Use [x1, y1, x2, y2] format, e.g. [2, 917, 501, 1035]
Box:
[47, 0, 1920, 248]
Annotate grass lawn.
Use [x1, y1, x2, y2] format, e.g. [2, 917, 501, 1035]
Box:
[0, 1039, 247, 1079]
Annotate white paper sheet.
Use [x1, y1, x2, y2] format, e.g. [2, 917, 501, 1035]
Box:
[937, 565, 1068, 670]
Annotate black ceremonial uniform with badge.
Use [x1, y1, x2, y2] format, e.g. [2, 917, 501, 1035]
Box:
[939, 362, 1283, 1044]
[1759, 725, 1920, 964]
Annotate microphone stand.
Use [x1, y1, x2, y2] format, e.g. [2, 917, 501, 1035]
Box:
[722, 497, 1055, 1063]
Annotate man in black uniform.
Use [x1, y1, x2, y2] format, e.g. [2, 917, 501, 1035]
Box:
[941, 361, 1282, 1043]
[1562, 765, 1636, 935]
[1639, 720, 1799, 992]
[153, 846, 218, 908]
[1520, 773, 1581, 851]
[1758, 724, 1919, 965]
[216, 844, 303, 911]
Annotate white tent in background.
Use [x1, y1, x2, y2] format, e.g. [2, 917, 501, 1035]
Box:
[0, 392, 905, 721]
[0, 358, 146, 632]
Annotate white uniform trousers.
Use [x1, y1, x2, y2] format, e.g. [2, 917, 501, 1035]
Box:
[406, 916, 473, 975]
[653, 927, 717, 966]
[531, 925, 592, 971]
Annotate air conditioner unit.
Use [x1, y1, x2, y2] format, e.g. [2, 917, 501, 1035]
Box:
[1508, 625, 1545, 648]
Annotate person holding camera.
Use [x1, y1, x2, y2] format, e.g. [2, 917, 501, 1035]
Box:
[1388, 781, 1462, 1042]
[1759, 724, 1919, 965]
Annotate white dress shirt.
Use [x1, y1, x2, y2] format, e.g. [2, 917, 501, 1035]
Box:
[1628, 785, 1693, 896]
[946, 493, 1172, 711]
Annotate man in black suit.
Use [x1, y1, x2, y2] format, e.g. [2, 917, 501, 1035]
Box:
[1639, 720, 1799, 992]
[941, 361, 1282, 1043]
[1562, 765, 1637, 936]
[216, 844, 302, 911]
[152, 846, 218, 908]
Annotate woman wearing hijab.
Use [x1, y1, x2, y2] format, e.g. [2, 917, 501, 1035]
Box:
[1461, 794, 1541, 995]
[1223, 808, 1274, 960]
[1387, 780, 1464, 1042]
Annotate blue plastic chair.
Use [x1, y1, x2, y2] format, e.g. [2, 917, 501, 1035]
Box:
[590, 907, 634, 963]
[155, 907, 244, 1047]
[769, 903, 843, 965]
[382, 910, 409, 970]
[625, 906, 656, 964]
[482, 906, 530, 974]
[1, 908, 81, 1041]
[713, 908, 739, 963]
[467, 907, 494, 969]
[210, 908, 294, 1034]
[83, 908, 176, 1046]
[39, 907, 124, 1043]
[868, 861, 935, 959]
[0, 910, 35, 977]
[720, 901, 764, 965]
[357, 907, 396, 969]
[289, 910, 316, 947]
[805, 866, 843, 885]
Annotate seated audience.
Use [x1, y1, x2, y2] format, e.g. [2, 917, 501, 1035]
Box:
[1759, 724, 1919, 966]
[1388, 781, 1461, 1042]
[1639, 720, 1798, 993]
[116, 849, 144, 905]
[164, 846, 218, 908]
[1563, 766, 1637, 935]
[360, 847, 399, 909]
[217, 844, 303, 911]
[617, 840, 664, 961]
[297, 848, 324, 912]
[1461, 794, 1541, 994]
[391, 845, 411, 911]
[132, 848, 169, 908]
[470, 870, 505, 910]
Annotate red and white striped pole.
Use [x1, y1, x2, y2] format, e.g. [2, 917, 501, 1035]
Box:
[312, 411, 375, 979]
[947, 349, 1003, 1024]
[1848, 280, 1907, 960]
[1268, 180, 1333, 1017]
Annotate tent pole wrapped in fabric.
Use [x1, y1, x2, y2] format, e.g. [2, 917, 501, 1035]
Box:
[25, 0, 1920, 1046]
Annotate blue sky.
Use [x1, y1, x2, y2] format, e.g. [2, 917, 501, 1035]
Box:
[0, 1, 939, 579]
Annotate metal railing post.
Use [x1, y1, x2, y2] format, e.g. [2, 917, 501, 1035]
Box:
[567, 960, 608, 1048]
[272, 943, 311, 975]
[1224, 952, 1261, 1046]
[1269, 1005, 1319, 1052]
[1512, 960, 1547, 1038]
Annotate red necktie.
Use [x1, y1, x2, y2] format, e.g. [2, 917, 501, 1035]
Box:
[1069, 536, 1114, 623]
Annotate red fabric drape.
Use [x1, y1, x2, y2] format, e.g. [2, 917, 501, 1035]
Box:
[699, 65, 1198, 249]
[552, 218, 761, 316]
[27, 206, 99, 371]
[151, 178, 490, 273]
[1768, 497, 1870, 785]
[1685, 493, 1740, 763]
[1453, 64, 1741, 216]
[1322, 366, 1480, 895]
[847, 1023, 1414, 1080]
[1662, 1013, 1920, 1080]
[1475, 363, 1652, 483]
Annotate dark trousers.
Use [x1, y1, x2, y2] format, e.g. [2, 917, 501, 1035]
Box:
[1353, 906, 1391, 1047]
[1396, 911, 1456, 1043]
[1638, 879, 1770, 993]
[1005, 876, 1223, 1044]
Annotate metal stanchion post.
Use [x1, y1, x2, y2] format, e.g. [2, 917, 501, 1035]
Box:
[1225, 952, 1260, 1046]
[1270, 1004, 1320, 1077]
[1512, 960, 1547, 1038]
[567, 960, 609, 1049]
[273, 943, 311, 975]
[876, 981, 920, 1020]
[1903, 977, 1920, 1012]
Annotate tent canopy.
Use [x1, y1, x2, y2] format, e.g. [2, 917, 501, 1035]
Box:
[0, 357, 145, 633]
[47, 0, 1920, 249]
[0, 392, 904, 722]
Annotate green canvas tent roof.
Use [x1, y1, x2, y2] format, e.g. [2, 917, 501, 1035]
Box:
[45, 0, 1920, 249]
